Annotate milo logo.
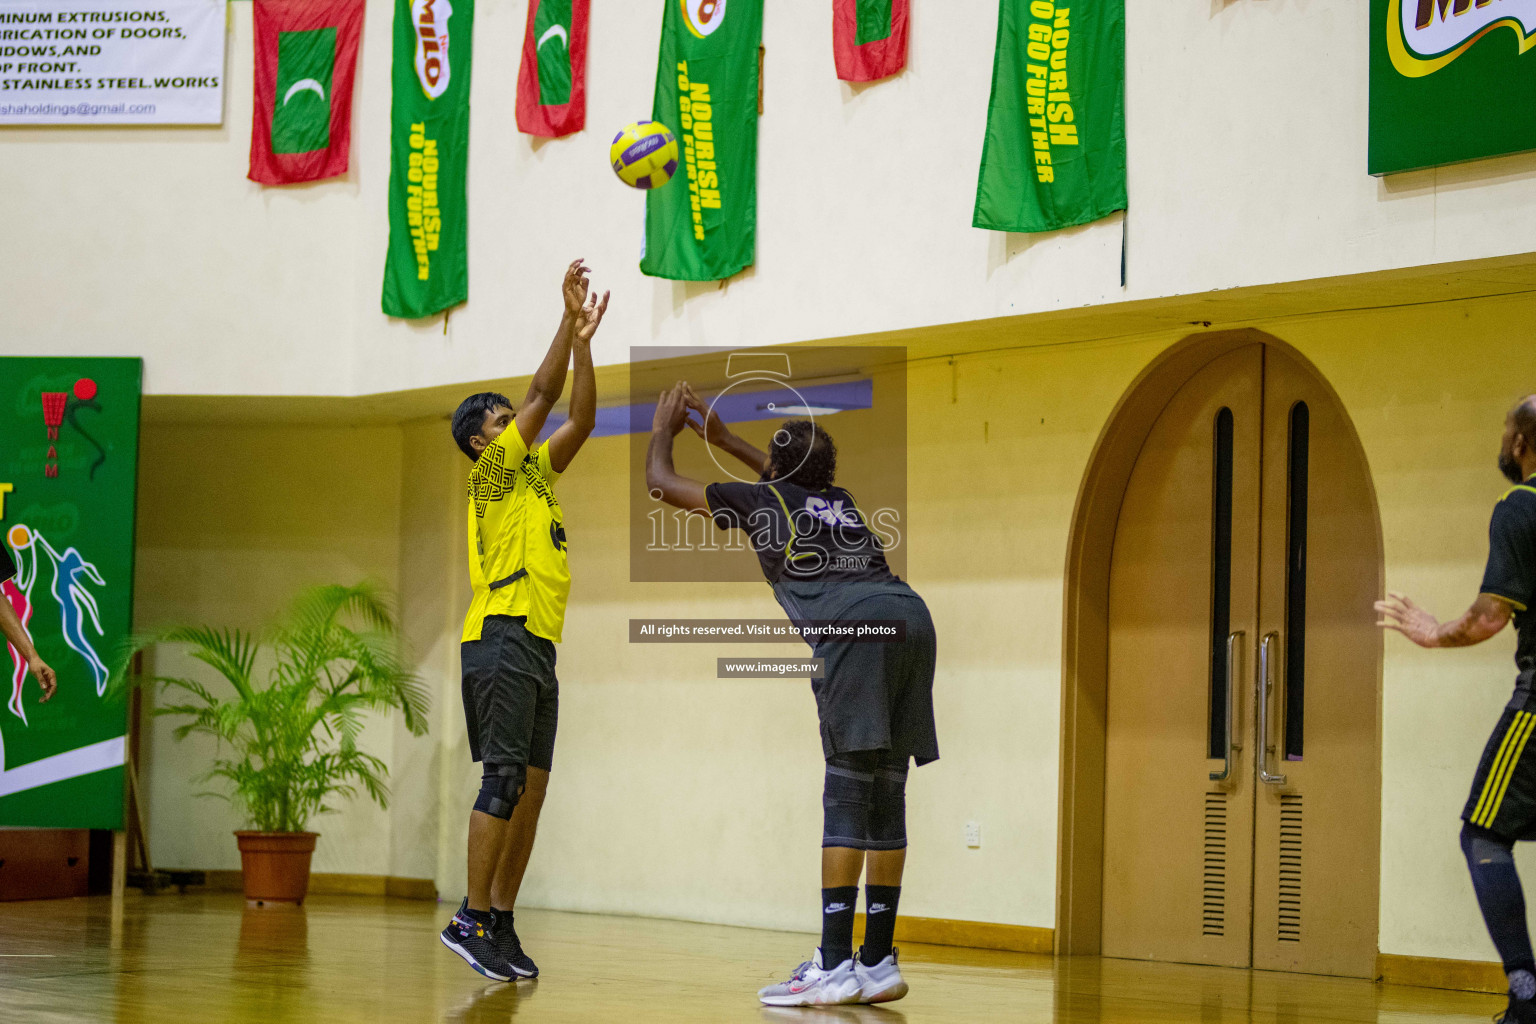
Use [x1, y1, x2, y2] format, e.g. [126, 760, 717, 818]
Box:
[1390, 0, 1536, 76]
[682, 0, 726, 39]
[413, 0, 453, 99]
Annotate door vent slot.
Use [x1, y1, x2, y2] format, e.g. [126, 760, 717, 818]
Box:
[1203, 792, 1227, 936]
[1278, 794, 1303, 942]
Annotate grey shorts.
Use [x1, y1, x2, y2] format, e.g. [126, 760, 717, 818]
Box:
[812, 593, 939, 766]
[461, 615, 559, 771]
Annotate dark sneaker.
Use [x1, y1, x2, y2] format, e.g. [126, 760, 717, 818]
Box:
[440, 899, 515, 982]
[489, 908, 539, 979]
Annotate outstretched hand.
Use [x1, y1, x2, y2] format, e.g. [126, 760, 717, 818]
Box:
[562, 258, 591, 317]
[574, 287, 610, 345]
[1375, 591, 1441, 648]
[653, 384, 691, 437]
[681, 383, 729, 446]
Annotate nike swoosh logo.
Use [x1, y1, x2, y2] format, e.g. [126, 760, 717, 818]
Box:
[868, 903, 889, 914]
[824, 903, 849, 914]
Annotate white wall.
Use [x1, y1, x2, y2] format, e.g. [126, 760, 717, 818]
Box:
[5, 2, 1536, 397]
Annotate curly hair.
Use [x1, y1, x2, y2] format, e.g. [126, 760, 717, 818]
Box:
[767, 420, 837, 491]
[451, 392, 512, 460]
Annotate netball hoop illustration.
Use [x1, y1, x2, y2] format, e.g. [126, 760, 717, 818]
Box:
[40, 379, 109, 480]
[41, 391, 67, 441]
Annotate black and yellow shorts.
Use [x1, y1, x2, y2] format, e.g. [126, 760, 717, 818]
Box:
[1464, 695, 1536, 840]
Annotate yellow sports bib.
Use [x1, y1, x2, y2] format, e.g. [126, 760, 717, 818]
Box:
[461, 431, 570, 644]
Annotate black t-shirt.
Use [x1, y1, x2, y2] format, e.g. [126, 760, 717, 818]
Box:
[1482, 482, 1536, 672]
[0, 544, 13, 586]
[705, 481, 917, 627]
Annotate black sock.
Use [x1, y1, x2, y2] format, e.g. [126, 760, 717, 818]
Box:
[820, 886, 858, 968]
[1463, 825, 1536, 995]
[465, 906, 494, 926]
[862, 885, 901, 965]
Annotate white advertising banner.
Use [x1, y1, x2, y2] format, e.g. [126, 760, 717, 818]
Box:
[0, 0, 225, 126]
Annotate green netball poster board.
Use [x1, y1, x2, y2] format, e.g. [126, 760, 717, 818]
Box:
[0, 357, 141, 829]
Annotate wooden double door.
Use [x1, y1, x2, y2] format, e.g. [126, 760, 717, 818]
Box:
[1101, 344, 1380, 976]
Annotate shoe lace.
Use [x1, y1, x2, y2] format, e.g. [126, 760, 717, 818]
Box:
[790, 960, 814, 982]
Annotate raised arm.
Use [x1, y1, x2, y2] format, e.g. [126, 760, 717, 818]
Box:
[647, 385, 711, 515]
[548, 287, 609, 474]
[681, 382, 769, 476]
[0, 599, 55, 703]
[1375, 590, 1513, 649]
[516, 259, 589, 449]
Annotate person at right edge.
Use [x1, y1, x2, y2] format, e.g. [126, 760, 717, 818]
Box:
[645, 382, 939, 1007]
[1378, 395, 1536, 1024]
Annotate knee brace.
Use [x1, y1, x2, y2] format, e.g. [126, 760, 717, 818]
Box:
[867, 756, 910, 851]
[823, 752, 877, 850]
[473, 762, 526, 821]
[1463, 821, 1516, 866]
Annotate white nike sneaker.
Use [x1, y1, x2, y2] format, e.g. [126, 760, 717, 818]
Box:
[757, 949, 861, 1006]
[854, 947, 909, 1004]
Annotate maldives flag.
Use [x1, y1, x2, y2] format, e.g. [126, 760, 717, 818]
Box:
[833, 0, 909, 82]
[516, 0, 589, 138]
[248, 0, 365, 184]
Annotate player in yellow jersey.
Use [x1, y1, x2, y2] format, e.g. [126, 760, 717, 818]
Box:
[439, 259, 609, 983]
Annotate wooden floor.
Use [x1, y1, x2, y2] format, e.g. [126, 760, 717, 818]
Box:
[0, 892, 1510, 1023]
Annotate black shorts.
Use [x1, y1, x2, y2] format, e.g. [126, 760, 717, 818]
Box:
[812, 592, 939, 765]
[461, 615, 559, 771]
[1464, 687, 1536, 840]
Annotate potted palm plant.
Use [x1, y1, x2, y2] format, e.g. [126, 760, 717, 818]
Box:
[116, 583, 429, 905]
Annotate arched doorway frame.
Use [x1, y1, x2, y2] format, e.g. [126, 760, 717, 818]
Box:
[1054, 328, 1384, 955]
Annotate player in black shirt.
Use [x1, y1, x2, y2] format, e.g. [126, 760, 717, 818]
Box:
[1378, 395, 1536, 1023]
[0, 544, 56, 705]
[647, 383, 937, 1007]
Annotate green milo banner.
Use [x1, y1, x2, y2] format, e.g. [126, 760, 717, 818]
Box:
[973, 0, 1126, 233]
[383, 0, 474, 319]
[0, 358, 142, 829]
[1370, 0, 1536, 174]
[643, 0, 762, 282]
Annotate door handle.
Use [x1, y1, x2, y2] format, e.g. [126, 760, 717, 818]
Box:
[1257, 632, 1287, 786]
[1210, 631, 1244, 782]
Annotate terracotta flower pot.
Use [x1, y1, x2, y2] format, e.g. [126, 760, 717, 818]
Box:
[234, 831, 319, 906]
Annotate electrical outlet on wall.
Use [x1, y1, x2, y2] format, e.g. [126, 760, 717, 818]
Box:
[964, 821, 981, 848]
